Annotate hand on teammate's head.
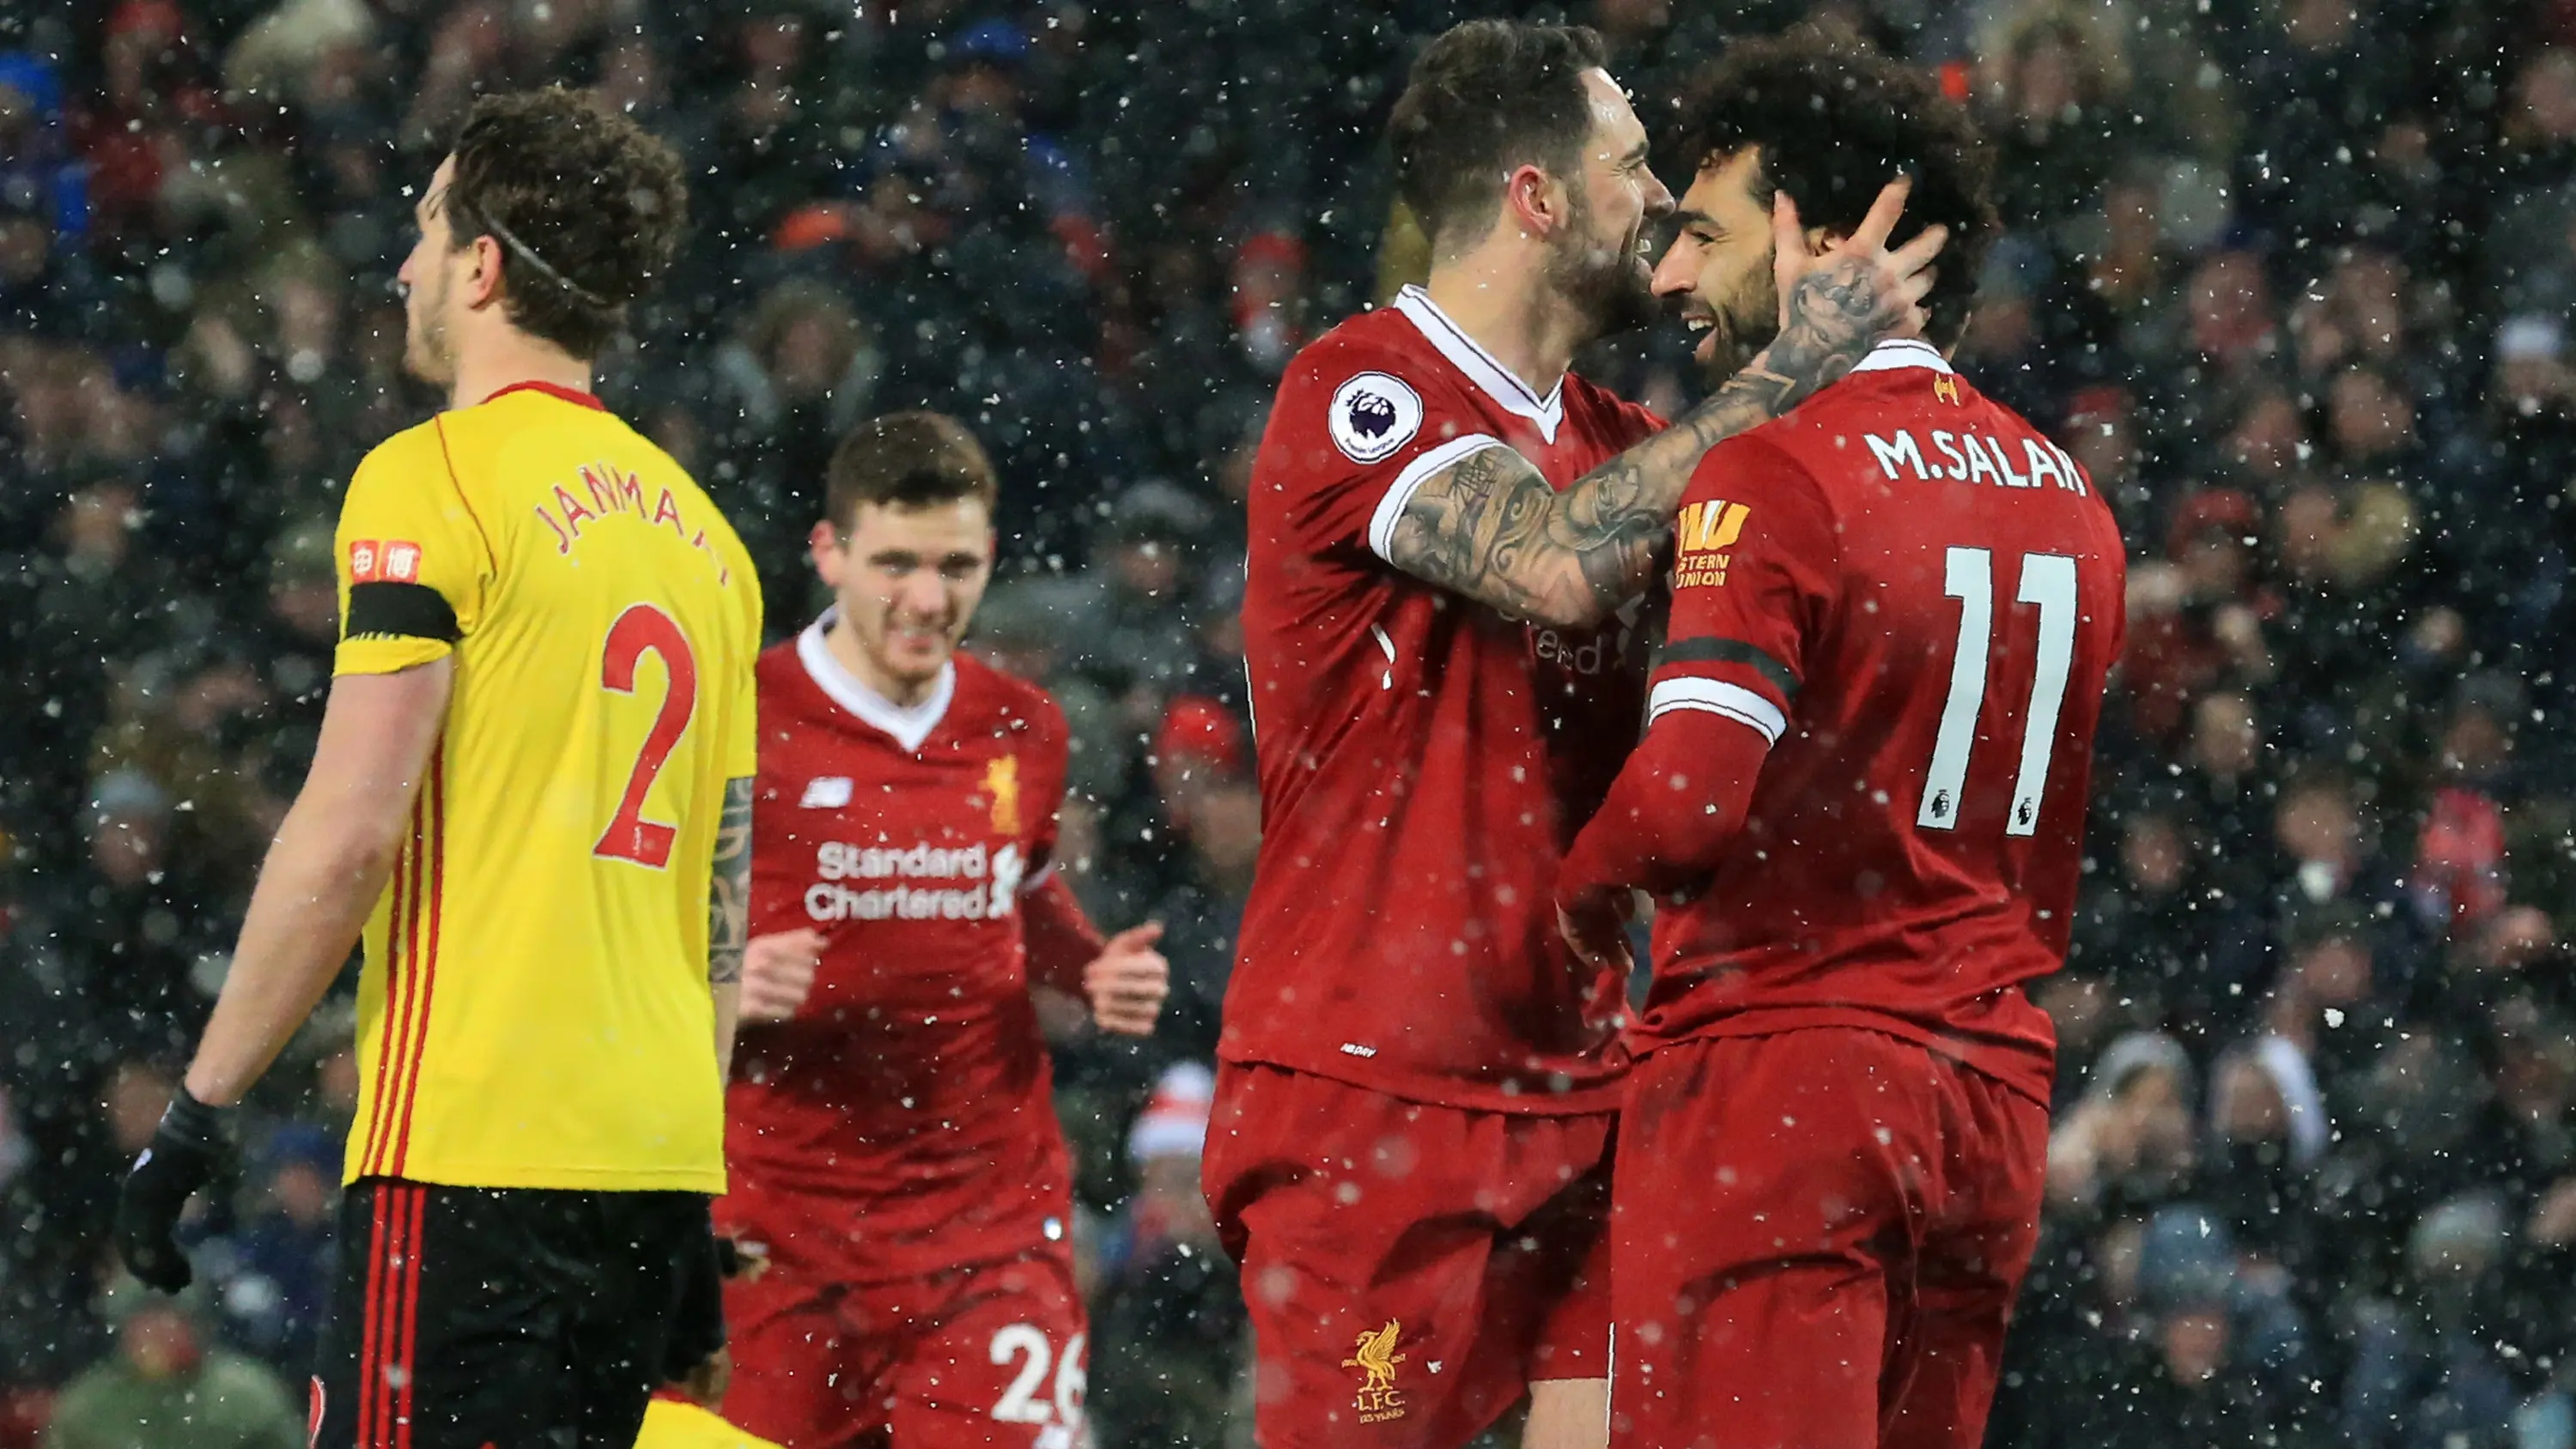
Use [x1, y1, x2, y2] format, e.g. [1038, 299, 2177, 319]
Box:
[1771, 176, 1946, 346]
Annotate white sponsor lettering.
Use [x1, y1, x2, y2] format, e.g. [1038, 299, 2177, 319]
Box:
[816, 840, 988, 882]
[1863, 428, 2088, 495]
[805, 842, 1024, 923]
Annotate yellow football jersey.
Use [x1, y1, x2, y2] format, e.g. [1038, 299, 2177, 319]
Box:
[332, 381, 760, 1192]
[632, 1398, 783, 1449]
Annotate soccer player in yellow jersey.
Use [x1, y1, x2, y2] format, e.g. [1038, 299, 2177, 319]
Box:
[113, 88, 760, 1448]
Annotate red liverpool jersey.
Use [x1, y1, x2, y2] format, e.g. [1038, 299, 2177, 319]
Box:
[1623, 338, 2125, 1104]
[1225, 284, 1663, 1113]
[726, 618, 1094, 1279]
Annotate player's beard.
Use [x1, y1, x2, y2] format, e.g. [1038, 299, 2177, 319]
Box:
[403, 264, 456, 386]
[1697, 259, 1782, 383]
[863, 605, 963, 692]
[1547, 193, 1660, 342]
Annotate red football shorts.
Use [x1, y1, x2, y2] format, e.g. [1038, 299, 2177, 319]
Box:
[1609, 1027, 2049, 1449]
[1203, 1061, 1614, 1449]
[718, 1191, 1086, 1449]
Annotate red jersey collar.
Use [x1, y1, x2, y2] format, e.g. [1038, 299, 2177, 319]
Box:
[485, 379, 608, 410]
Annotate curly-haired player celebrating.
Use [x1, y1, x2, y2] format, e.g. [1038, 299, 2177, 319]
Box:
[1558, 33, 2125, 1449]
[115, 88, 760, 1448]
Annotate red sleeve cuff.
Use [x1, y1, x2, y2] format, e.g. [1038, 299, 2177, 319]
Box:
[1022, 873, 1104, 994]
[1560, 706, 1773, 906]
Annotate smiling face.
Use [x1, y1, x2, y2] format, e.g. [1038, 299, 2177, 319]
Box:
[1651, 148, 1783, 379]
[810, 499, 996, 697]
[1545, 68, 1675, 341]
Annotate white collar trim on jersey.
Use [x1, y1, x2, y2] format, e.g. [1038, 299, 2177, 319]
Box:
[797, 609, 955, 752]
[1392, 284, 1566, 443]
[1847, 337, 1957, 375]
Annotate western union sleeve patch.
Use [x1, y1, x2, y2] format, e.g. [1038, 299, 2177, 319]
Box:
[1674, 500, 1750, 588]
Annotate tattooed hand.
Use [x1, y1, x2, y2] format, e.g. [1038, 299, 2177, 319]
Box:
[1758, 175, 1947, 407]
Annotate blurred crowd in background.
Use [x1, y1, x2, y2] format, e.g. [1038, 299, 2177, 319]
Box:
[3, 0, 2575, 1444]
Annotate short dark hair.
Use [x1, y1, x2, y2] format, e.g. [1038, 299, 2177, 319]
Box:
[824, 412, 999, 531]
[1388, 21, 1610, 253]
[1666, 33, 1996, 348]
[445, 87, 687, 359]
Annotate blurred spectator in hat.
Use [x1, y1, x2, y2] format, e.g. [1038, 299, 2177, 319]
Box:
[2206, 1036, 2330, 1270]
[0, 168, 100, 341]
[2185, 249, 2281, 377]
[1088, 1061, 1242, 1449]
[2319, 363, 2423, 480]
[2485, 45, 2576, 318]
[23, 772, 226, 1060]
[252, 518, 337, 731]
[2410, 676, 2524, 946]
[1975, 3, 2138, 233]
[1956, 236, 2061, 427]
[203, 1123, 337, 1374]
[2233, 0, 2410, 253]
[1059, 480, 1214, 706]
[68, 1, 224, 255]
[2057, 163, 2191, 380]
[2066, 1207, 2275, 1448]
[969, 577, 1131, 808]
[2169, 689, 2274, 911]
[2338, 1191, 2522, 1449]
[2063, 383, 2142, 524]
[2120, 486, 2275, 746]
[0, 52, 87, 241]
[1230, 232, 1307, 373]
[39, 1276, 303, 1449]
[2063, 807, 2227, 1049]
[710, 276, 883, 622]
[2217, 385, 2313, 492]
[2048, 1031, 2198, 1216]
[1144, 696, 1255, 1059]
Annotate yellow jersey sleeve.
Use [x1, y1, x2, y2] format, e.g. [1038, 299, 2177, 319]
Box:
[335, 423, 496, 676]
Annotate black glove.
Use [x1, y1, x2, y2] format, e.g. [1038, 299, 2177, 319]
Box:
[115, 1087, 232, 1292]
[661, 1201, 727, 1383]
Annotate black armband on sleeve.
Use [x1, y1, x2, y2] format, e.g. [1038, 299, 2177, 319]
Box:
[343, 582, 461, 644]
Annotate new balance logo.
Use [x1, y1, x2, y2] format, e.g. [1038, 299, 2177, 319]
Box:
[800, 777, 854, 809]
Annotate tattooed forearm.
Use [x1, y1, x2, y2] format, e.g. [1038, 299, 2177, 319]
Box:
[1382, 247, 1910, 628]
[708, 776, 751, 988]
[707, 774, 751, 1080]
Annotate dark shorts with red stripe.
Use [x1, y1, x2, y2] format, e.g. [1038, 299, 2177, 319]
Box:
[313, 1179, 712, 1449]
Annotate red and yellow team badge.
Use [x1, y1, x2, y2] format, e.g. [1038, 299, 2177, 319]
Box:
[1673, 500, 1750, 590]
[1342, 1319, 1407, 1424]
[1934, 373, 1962, 406]
[982, 755, 1021, 835]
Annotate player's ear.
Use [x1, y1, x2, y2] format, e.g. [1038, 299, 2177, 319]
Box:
[465, 234, 507, 310]
[1502, 163, 1563, 239]
[807, 519, 843, 582]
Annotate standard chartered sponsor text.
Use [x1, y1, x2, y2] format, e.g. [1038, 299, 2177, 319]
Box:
[806, 840, 1025, 921]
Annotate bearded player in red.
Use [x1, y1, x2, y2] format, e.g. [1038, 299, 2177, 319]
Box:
[1557, 36, 2128, 1449]
[1210, 18, 1947, 1449]
[718, 411, 1170, 1449]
